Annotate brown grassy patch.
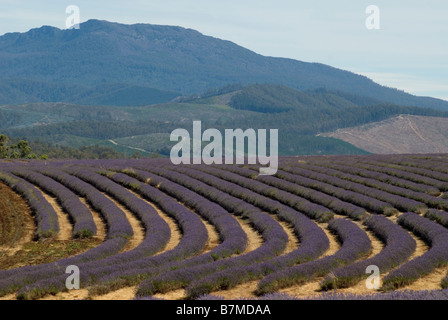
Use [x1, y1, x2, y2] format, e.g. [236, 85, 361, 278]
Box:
[0, 238, 102, 270]
[0, 182, 34, 255]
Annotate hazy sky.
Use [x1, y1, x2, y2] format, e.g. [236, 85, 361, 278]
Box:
[1, 0, 447, 100]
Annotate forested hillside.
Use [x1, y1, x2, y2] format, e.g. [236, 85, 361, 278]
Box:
[3, 84, 448, 157]
[1, 20, 447, 110]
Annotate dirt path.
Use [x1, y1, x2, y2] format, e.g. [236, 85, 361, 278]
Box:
[201, 219, 221, 254]
[388, 214, 429, 262]
[121, 188, 183, 255]
[100, 193, 145, 252]
[335, 234, 435, 297]
[209, 216, 342, 299]
[78, 198, 106, 240]
[93, 286, 137, 300]
[272, 215, 383, 298]
[152, 196, 221, 255]
[40, 283, 137, 301]
[279, 278, 326, 298]
[271, 215, 299, 256]
[35, 187, 72, 241]
[212, 218, 340, 299]
[236, 216, 263, 255]
[336, 214, 430, 295]
[313, 214, 385, 297]
[0, 294, 17, 301]
[268, 221, 341, 298]
[349, 216, 384, 259]
[153, 214, 264, 300]
[279, 216, 386, 299]
[407, 233, 429, 261]
[385, 214, 442, 291]
[154, 207, 182, 254]
[212, 281, 259, 300]
[40, 289, 90, 300]
[336, 214, 428, 295]
[400, 266, 448, 291]
[319, 222, 341, 258]
[153, 289, 186, 300]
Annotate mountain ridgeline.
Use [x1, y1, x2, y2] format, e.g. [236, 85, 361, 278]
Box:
[0, 19, 448, 110]
[2, 19, 448, 157]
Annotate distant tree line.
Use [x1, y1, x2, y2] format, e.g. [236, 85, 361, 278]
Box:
[28, 140, 129, 159]
[0, 134, 142, 160]
[0, 134, 46, 159]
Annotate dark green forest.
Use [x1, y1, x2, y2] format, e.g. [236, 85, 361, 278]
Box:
[222, 84, 448, 133]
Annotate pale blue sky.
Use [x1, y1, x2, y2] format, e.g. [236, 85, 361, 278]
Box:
[1, 0, 447, 100]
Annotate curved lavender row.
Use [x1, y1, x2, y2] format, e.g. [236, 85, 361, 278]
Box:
[183, 165, 333, 222]
[162, 167, 330, 258]
[142, 165, 329, 297]
[11, 168, 97, 238]
[324, 158, 448, 192]
[321, 215, 416, 290]
[40, 168, 174, 263]
[38, 168, 133, 239]
[382, 212, 448, 291]
[410, 156, 448, 173]
[425, 155, 448, 163]
[186, 218, 369, 299]
[0, 165, 133, 284]
[190, 214, 327, 298]
[255, 218, 371, 295]
[40, 169, 210, 296]
[390, 157, 448, 175]
[297, 163, 448, 210]
[358, 158, 448, 188]
[85, 169, 244, 294]
[0, 166, 136, 297]
[134, 165, 289, 296]
[321, 161, 441, 195]
[123, 167, 328, 297]
[214, 165, 367, 220]
[272, 169, 397, 215]
[14, 237, 128, 299]
[65, 167, 173, 253]
[135, 165, 287, 246]
[109, 171, 244, 260]
[0, 237, 127, 298]
[424, 209, 448, 228]
[282, 166, 426, 214]
[137, 211, 286, 298]
[0, 171, 59, 239]
[15, 168, 177, 299]
[12, 171, 209, 299]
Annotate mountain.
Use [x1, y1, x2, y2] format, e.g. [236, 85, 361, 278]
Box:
[0, 19, 447, 110]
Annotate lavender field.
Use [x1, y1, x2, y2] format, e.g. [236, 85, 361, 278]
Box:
[1, 154, 448, 300]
